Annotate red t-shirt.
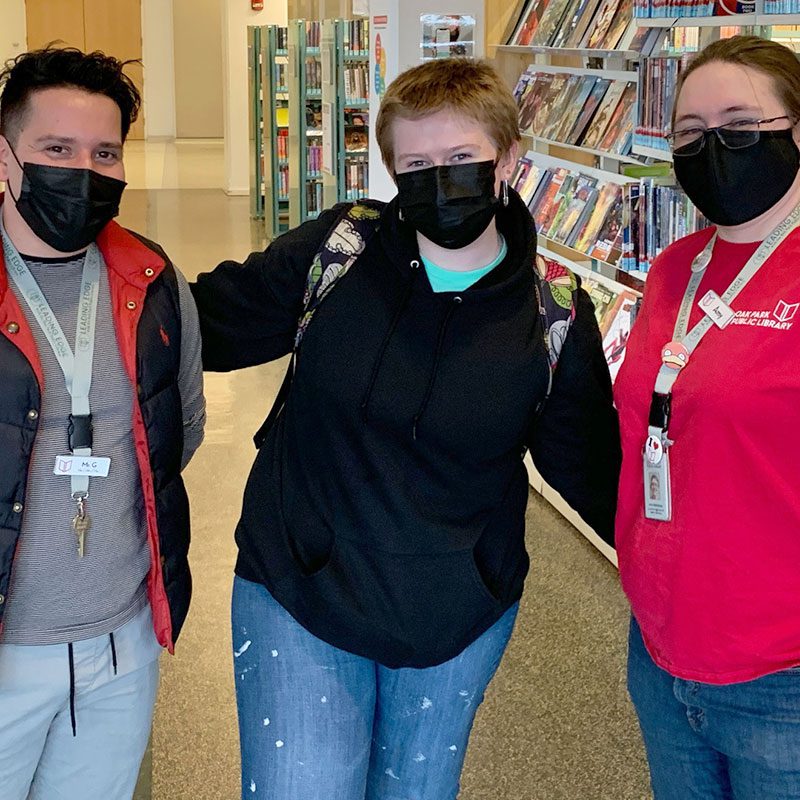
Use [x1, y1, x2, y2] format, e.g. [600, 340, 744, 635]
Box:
[615, 226, 800, 684]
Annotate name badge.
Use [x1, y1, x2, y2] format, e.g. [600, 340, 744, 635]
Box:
[698, 290, 735, 330]
[54, 455, 111, 478]
[643, 444, 672, 522]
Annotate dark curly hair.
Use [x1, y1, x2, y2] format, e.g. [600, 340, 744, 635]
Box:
[0, 46, 141, 144]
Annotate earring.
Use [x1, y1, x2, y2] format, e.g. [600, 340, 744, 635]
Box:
[501, 180, 509, 207]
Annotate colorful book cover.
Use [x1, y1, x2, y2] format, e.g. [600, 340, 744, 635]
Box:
[530, 74, 568, 137]
[589, 194, 624, 261]
[566, 186, 599, 247]
[541, 173, 576, 236]
[551, 175, 599, 242]
[565, 0, 603, 47]
[585, 281, 620, 331]
[531, 168, 568, 231]
[583, 0, 621, 48]
[596, 82, 637, 153]
[574, 181, 622, 253]
[518, 72, 553, 133]
[603, 291, 640, 381]
[598, 0, 633, 49]
[541, 74, 583, 140]
[549, 0, 587, 48]
[566, 78, 610, 144]
[550, 76, 598, 143]
[528, 166, 555, 212]
[517, 164, 545, 206]
[512, 156, 533, 191]
[511, 0, 552, 46]
[581, 81, 627, 149]
[531, 0, 576, 46]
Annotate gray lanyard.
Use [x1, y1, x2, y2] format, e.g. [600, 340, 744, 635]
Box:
[0, 216, 101, 504]
[649, 203, 800, 441]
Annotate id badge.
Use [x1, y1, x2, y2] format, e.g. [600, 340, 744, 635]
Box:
[643, 445, 672, 522]
[53, 455, 111, 478]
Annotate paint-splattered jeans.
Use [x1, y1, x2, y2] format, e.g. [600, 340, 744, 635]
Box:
[231, 576, 518, 800]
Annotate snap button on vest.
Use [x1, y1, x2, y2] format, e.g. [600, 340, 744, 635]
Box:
[145, 268, 155, 277]
[26, 409, 38, 421]
[6, 322, 19, 334]
[12, 502, 23, 513]
[126, 300, 137, 310]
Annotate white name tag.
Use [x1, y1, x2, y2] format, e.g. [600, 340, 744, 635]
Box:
[698, 290, 735, 330]
[53, 455, 111, 478]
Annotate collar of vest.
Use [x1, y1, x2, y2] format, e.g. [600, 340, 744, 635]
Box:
[0, 194, 166, 299]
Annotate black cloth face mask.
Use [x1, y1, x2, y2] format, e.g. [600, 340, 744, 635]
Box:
[673, 128, 800, 227]
[7, 148, 126, 252]
[396, 160, 500, 249]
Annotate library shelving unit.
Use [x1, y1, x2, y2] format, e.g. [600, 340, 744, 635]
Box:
[631, 16, 800, 160]
[288, 19, 324, 227]
[267, 26, 290, 238]
[248, 25, 266, 222]
[321, 18, 370, 208]
[248, 24, 290, 238]
[495, 3, 800, 560]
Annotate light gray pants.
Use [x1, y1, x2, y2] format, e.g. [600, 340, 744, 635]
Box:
[0, 605, 162, 800]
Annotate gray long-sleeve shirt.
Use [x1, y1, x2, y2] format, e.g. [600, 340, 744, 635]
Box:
[3, 251, 205, 645]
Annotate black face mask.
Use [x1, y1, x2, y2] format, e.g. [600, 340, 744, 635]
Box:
[8, 148, 126, 252]
[396, 160, 500, 249]
[673, 129, 800, 227]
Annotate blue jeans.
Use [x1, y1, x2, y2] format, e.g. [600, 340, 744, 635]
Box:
[231, 576, 518, 800]
[628, 616, 800, 799]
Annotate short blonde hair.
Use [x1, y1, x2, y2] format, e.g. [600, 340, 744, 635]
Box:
[376, 58, 520, 170]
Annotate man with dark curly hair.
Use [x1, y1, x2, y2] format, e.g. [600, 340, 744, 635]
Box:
[0, 47, 205, 799]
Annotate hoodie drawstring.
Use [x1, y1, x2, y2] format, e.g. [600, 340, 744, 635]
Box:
[67, 642, 77, 737]
[413, 296, 461, 440]
[361, 261, 421, 421]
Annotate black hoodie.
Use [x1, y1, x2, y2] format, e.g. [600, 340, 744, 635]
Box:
[191, 190, 620, 668]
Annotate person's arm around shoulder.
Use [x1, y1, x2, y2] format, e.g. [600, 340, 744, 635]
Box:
[527, 284, 621, 545]
[189, 206, 344, 372]
[174, 268, 206, 469]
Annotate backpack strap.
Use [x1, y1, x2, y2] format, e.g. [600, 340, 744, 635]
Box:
[254, 200, 383, 447]
[533, 253, 578, 410]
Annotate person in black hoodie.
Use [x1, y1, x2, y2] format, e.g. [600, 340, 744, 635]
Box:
[191, 58, 620, 800]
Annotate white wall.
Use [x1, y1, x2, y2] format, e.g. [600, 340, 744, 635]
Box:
[220, 0, 288, 195]
[142, 0, 177, 139]
[0, 0, 27, 67]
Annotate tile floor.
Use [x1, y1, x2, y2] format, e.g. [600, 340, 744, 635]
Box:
[119, 139, 652, 800]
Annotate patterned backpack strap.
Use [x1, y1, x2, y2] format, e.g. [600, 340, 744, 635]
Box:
[294, 199, 383, 348]
[533, 253, 578, 402]
[253, 200, 382, 448]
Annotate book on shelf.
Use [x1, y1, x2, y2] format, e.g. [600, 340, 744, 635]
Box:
[518, 152, 626, 265]
[575, 276, 641, 379]
[602, 291, 640, 381]
[633, 0, 763, 18]
[345, 19, 369, 56]
[508, 0, 636, 49]
[621, 180, 709, 272]
[584, 0, 633, 50]
[514, 66, 634, 155]
[581, 81, 630, 149]
[305, 21, 321, 48]
[635, 56, 689, 154]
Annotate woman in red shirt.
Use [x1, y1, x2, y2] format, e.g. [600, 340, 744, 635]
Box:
[615, 35, 800, 799]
